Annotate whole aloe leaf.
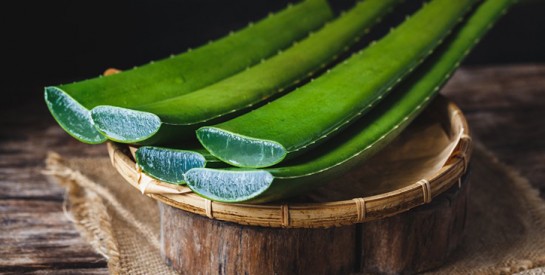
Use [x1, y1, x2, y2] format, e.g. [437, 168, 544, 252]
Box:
[45, 0, 334, 144]
[197, 0, 476, 168]
[185, 0, 515, 203]
[90, 0, 401, 145]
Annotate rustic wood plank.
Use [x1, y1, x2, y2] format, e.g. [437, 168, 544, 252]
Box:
[0, 200, 108, 273]
[0, 102, 108, 274]
[0, 268, 109, 275]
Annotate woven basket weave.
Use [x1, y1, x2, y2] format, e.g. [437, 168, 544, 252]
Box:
[108, 97, 471, 228]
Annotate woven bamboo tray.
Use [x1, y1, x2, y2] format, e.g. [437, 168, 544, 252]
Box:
[107, 96, 472, 229]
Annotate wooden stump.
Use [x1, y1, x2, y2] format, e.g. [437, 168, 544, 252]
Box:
[160, 206, 356, 274]
[360, 171, 470, 274]
[159, 172, 469, 274]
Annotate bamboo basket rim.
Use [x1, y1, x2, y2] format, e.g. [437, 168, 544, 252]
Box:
[107, 98, 472, 228]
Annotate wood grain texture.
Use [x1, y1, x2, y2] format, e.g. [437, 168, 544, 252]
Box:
[360, 173, 469, 274]
[1, 64, 544, 273]
[159, 172, 469, 274]
[0, 101, 108, 274]
[160, 203, 357, 275]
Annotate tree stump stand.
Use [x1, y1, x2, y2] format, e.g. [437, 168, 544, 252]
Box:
[159, 172, 469, 275]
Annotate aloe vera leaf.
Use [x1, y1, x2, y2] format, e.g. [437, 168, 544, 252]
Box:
[197, 0, 476, 168]
[44, 0, 334, 144]
[185, 0, 514, 203]
[136, 145, 227, 184]
[186, 169, 274, 202]
[90, 0, 401, 145]
[44, 87, 106, 144]
[135, 147, 206, 184]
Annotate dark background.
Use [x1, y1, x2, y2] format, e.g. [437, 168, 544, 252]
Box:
[3, 0, 545, 107]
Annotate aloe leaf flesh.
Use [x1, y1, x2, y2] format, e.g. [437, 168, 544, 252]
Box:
[136, 146, 206, 184]
[91, 0, 401, 145]
[185, 169, 274, 202]
[185, 0, 514, 203]
[197, 0, 476, 168]
[44, 87, 106, 144]
[93, 106, 162, 143]
[44, 0, 334, 144]
[135, 145, 226, 184]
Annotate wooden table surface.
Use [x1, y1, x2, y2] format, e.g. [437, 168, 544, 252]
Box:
[1, 64, 544, 274]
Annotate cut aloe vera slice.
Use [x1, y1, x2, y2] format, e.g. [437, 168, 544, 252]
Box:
[185, 0, 514, 203]
[136, 147, 206, 184]
[45, 0, 334, 144]
[186, 169, 274, 202]
[197, 0, 476, 168]
[93, 106, 161, 143]
[91, 0, 401, 145]
[44, 87, 106, 144]
[135, 145, 226, 184]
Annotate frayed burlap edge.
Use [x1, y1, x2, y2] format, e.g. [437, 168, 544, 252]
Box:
[427, 142, 545, 275]
[44, 152, 122, 274]
[473, 142, 545, 274]
[44, 152, 166, 275]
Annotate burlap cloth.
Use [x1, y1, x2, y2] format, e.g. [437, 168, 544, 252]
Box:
[44, 142, 545, 275]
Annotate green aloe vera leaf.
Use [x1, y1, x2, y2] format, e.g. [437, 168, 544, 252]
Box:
[197, 0, 476, 168]
[44, 0, 334, 144]
[91, 0, 401, 145]
[185, 0, 514, 203]
[44, 87, 106, 144]
[135, 146, 206, 184]
[186, 169, 274, 202]
[135, 145, 227, 184]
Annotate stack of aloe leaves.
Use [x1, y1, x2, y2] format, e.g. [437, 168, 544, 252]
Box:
[46, 0, 515, 203]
